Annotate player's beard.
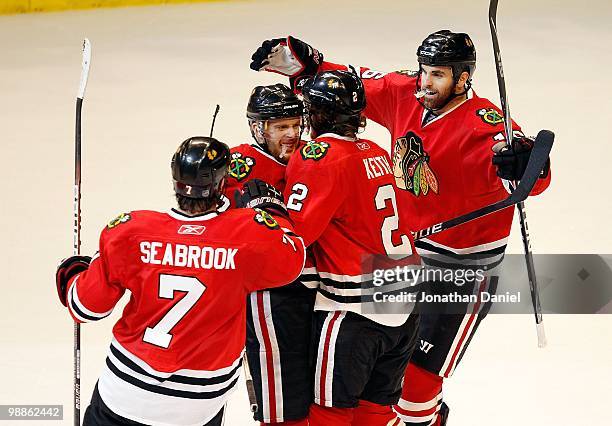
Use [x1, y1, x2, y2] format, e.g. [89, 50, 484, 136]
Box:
[420, 83, 454, 111]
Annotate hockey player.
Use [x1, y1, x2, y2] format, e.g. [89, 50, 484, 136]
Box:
[55, 136, 306, 426]
[225, 84, 317, 426]
[282, 69, 420, 426]
[249, 32, 552, 425]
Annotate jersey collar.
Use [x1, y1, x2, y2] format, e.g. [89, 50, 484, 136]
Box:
[316, 133, 357, 142]
[250, 144, 288, 166]
[167, 208, 219, 221]
[421, 89, 474, 128]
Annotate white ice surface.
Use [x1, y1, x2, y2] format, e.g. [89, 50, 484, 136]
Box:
[0, 0, 611, 424]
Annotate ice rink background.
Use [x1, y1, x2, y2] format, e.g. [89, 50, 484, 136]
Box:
[1, 0, 611, 424]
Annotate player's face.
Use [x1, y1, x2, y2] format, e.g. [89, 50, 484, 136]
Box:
[261, 117, 302, 163]
[419, 65, 455, 110]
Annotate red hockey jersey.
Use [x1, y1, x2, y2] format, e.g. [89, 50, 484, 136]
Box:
[321, 62, 551, 265]
[65, 208, 305, 426]
[223, 143, 287, 209]
[285, 134, 420, 326]
[222, 142, 319, 289]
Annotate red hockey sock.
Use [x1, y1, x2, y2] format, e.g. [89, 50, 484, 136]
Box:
[308, 403, 354, 426]
[393, 363, 443, 425]
[352, 400, 401, 426]
[262, 420, 308, 426]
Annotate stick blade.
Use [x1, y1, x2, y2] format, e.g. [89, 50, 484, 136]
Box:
[77, 38, 92, 100]
[536, 321, 547, 348]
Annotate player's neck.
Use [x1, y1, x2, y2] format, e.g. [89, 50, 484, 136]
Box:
[176, 207, 217, 217]
[436, 93, 468, 115]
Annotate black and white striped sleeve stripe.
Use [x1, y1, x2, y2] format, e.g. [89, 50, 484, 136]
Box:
[67, 277, 113, 323]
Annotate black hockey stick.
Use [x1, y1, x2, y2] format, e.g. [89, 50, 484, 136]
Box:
[73, 38, 91, 426]
[205, 104, 257, 412]
[489, 0, 547, 348]
[414, 129, 553, 240]
[209, 104, 220, 137]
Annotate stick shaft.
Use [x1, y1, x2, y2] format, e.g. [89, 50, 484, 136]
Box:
[73, 38, 91, 426]
[488, 0, 546, 346]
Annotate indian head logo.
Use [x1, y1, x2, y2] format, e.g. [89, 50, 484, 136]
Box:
[393, 132, 439, 197]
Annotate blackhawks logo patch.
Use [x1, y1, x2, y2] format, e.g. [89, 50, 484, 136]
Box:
[228, 152, 255, 182]
[301, 141, 329, 161]
[107, 212, 131, 229]
[392, 132, 439, 197]
[477, 108, 504, 126]
[253, 208, 279, 230]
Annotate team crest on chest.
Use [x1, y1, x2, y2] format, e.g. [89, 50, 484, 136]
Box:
[392, 132, 439, 197]
[228, 152, 255, 182]
[107, 212, 131, 229]
[301, 141, 329, 161]
[477, 108, 504, 126]
[253, 208, 279, 230]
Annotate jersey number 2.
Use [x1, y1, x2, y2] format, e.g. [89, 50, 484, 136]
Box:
[375, 185, 412, 257]
[143, 274, 206, 349]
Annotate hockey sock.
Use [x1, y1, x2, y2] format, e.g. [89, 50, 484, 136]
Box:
[352, 400, 401, 426]
[308, 403, 353, 426]
[393, 363, 444, 425]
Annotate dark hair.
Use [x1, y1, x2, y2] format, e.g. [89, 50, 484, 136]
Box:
[175, 194, 217, 215]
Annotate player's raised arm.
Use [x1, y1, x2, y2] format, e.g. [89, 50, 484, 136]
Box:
[55, 225, 126, 323]
[249, 35, 401, 129]
[234, 179, 306, 291]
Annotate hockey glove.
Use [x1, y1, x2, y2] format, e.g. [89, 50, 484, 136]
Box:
[492, 135, 550, 181]
[250, 36, 323, 90]
[234, 179, 289, 218]
[56, 255, 91, 307]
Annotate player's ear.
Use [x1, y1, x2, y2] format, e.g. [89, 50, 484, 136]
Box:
[456, 71, 470, 92]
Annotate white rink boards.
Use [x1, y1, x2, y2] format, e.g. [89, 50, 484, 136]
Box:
[0, 0, 611, 424]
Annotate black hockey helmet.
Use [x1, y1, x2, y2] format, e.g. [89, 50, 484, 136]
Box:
[417, 30, 476, 80]
[301, 70, 366, 136]
[171, 136, 230, 200]
[247, 83, 304, 121]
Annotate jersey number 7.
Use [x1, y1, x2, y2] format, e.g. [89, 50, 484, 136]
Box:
[143, 274, 206, 349]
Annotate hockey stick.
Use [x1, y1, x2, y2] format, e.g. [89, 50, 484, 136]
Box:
[210, 104, 220, 137]
[205, 105, 258, 412]
[414, 129, 553, 240]
[243, 353, 258, 413]
[73, 38, 91, 426]
[489, 0, 547, 348]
